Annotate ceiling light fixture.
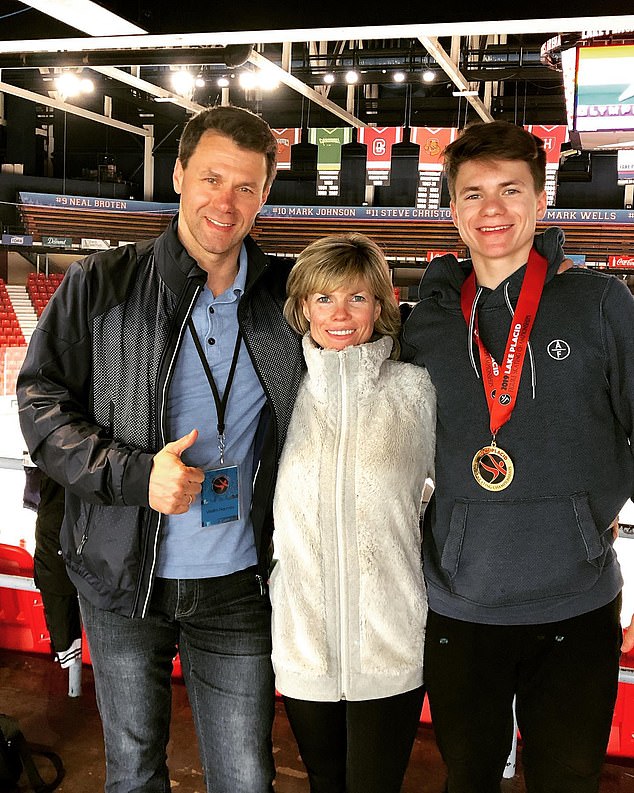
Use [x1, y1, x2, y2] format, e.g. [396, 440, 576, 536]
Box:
[345, 70, 359, 85]
[422, 70, 436, 83]
[323, 73, 335, 85]
[171, 69, 195, 97]
[258, 70, 280, 91]
[54, 72, 93, 100]
[393, 71, 406, 83]
[239, 71, 258, 90]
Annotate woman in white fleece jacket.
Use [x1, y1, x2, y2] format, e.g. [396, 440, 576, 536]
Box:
[270, 233, 436, 793]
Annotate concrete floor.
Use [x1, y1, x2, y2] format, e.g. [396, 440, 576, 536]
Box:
[2, 650, 634, 792]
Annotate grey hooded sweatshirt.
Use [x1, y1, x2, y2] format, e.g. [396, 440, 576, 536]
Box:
[402, 227, 634, 624]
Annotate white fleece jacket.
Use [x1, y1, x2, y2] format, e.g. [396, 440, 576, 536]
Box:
[270, 334, 436, 702]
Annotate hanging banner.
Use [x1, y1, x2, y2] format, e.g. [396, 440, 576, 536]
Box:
[308, 127, 353, 197]
[410, 127, 457, 209]
[525, 125, 569, 207]
[357, 127, 404, 186]
[271, 128, 301, 171]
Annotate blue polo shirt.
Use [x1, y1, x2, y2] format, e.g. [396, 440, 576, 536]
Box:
[156, 245, 266, 578]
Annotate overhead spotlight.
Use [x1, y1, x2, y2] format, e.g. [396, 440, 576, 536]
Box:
[54, 72, 82, 99]
[422, 70, 436, 83]
[345, 70, 359, 85]
[217, 77, 230, 88]
[54, 72, 95, 100]
[258, 70, 280, 91]
[393, 71, 406, 83]
[195, 76, 206, 89]
[171, 69, 195, 97]
[323, 73, 335, 85]
[239, 71, 259, 90]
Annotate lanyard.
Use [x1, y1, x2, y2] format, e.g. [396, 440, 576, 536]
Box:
[460, 247, 548, 440]
[188, 317, 242, 464]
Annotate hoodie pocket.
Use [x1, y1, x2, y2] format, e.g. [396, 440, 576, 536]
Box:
[440, 493, 609, 607]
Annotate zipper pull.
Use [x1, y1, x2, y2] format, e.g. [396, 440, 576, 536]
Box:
[76, 532, 88, 555]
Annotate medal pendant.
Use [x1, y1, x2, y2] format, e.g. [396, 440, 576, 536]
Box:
[472, 443, 514, 491]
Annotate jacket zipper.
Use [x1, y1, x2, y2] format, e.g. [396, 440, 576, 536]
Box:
[335, 354, 350, 699]
[133, 282, 202, 619]
[237, 267, 280, 574]
[78, 399, 115, 556]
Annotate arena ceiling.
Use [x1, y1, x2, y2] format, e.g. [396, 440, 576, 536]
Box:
[0, 1, 632, 168]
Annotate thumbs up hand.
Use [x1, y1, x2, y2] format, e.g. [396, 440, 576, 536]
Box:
[148, 429, 205, 514]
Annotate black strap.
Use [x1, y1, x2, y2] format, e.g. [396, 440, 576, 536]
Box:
[0, 714, 64, 793]
[19, 738, 64, 793]
[187, 318, 242, 438]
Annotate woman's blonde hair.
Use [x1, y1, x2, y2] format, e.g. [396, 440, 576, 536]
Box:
[284, 233, 401, 358]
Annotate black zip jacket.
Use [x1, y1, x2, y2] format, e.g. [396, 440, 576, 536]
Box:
[17, 217, 303, 618]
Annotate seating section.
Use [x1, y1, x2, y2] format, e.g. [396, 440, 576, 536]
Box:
[19, 203, 174, 244]
[250, 216, 634, 264]
[251, 217, 464, 261]
[27, 272, 64, 317]
[0, 543, 50, 655]
[0, 280, 25, 347]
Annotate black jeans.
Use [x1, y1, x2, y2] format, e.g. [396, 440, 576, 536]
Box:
[424, 596, 622, 793]
[283, 686, 425, 793]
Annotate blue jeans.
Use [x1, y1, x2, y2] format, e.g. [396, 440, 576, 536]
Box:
[79, 567, 275, 793]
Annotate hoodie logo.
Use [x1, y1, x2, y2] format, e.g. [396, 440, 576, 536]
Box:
[547, 339, 570, 360]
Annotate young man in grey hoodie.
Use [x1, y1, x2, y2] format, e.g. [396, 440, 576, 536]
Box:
[402, 120, 634, 793]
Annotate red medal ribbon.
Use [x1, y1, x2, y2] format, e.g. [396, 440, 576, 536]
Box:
[460, 247, 548, 438]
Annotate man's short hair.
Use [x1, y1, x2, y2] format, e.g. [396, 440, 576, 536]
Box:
[443, 121, 547, 200]
[178, 105, 278, 187]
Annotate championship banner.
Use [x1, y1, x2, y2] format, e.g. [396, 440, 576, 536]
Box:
[357, 127, 404, 187]
[525, 125, 569, 206]
[271, 128, 301, 171]
[410, 127, 457, 209]
[308, 127, 353, 197]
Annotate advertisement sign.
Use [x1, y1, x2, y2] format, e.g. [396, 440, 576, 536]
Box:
[574, 45, 634, 132]
[607, 255, 634, 269]
[617, 149, 634, 185]
[81, 239, 111, 250]
[42, 236, 73, 247]
[1, 234, 33, 245]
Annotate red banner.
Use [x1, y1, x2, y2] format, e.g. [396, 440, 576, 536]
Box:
[271, 128, 301, 171]
[410, 127, 457, 169]
[524, 125, 569, 165]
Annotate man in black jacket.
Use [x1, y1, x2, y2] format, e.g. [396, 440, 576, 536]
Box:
[17, 105, 303, 793]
